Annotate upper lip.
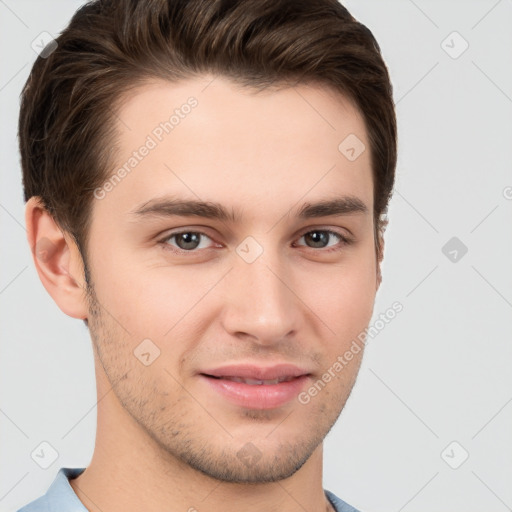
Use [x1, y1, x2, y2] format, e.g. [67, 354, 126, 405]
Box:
[200, 364, 311, 380]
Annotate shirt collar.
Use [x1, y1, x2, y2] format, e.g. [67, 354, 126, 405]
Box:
[43, 467, 87, 511]
[38, 467, 357, 512]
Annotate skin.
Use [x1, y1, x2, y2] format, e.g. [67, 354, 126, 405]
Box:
[26, 75, 382, 512]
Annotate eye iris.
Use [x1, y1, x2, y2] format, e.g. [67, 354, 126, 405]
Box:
[305, 231, 329, 248]
[176, 232, 201, 250]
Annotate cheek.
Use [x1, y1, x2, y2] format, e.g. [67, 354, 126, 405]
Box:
[300, 255, 377, 335]
[88, 256, 163, 338]
[91, 257, 214, 346]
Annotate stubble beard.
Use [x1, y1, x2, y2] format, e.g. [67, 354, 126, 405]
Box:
[83, 277, 355, 484]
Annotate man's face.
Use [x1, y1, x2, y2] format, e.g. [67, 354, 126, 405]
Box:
[84, 75, 378, 482]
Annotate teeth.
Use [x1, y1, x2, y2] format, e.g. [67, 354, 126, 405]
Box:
[222, 376, 294, 385]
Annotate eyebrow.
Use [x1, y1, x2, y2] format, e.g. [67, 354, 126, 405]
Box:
[129, 195, 368, 223]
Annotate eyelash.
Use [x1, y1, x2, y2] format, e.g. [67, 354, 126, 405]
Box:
[158, 228, 353, 255]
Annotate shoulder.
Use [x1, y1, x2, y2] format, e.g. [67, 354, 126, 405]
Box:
[325, 489, 362, 512]
[16, 467, 87, 512]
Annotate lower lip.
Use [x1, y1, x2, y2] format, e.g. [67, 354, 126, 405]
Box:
[200, 374, 310, 410]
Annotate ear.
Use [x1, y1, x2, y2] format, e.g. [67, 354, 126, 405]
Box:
[376, 235, 384, 290]
[375, 217, 387, 291]
[25, 197, 89, 320]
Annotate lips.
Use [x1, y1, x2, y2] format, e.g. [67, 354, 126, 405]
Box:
[201, 363, 309, 381]
[210, 375, 296, 385]
[199, 364, 311, 409]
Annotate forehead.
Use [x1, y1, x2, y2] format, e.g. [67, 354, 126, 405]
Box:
[94, 75, 373, 224]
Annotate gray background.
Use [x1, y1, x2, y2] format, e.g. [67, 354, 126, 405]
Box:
[1, 1, 511, 511]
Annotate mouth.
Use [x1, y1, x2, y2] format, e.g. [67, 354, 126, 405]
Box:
[198, 364, 311, 410]
[205, 375, 298, 385]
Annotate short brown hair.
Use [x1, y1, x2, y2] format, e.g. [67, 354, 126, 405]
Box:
[19, 0, 397, 266]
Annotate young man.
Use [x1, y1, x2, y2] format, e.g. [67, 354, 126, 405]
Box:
[18, 0, 396, 511]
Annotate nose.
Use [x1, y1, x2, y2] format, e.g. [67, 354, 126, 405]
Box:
[219, 247, 303, 345]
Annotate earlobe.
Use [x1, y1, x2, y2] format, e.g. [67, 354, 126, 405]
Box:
[25, 197, 89, 320]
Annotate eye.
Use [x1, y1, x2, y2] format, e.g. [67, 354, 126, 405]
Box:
[160, 230, 215, 253]
[159, 228, 353, 255]
[294, 229, 352, 252]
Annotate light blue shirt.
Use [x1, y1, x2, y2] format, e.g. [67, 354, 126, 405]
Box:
[17, 467, 361, 512]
